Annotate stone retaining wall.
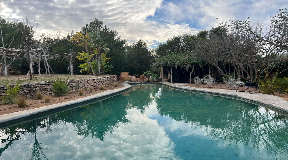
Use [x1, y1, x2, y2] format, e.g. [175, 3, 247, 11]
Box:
[0, 75, 117, 98]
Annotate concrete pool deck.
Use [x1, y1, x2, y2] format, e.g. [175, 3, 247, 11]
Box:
[162, 82, 288, 113]
[1, 82, 288, 124]
[0, 82, 131, 124]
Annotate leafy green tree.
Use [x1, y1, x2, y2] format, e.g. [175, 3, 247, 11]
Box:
[21, 18, 35, 80]
[0, 17, 25, 76]
[76, 51, 97, 74]
[83, 19, 127, 75]
[50, 35, 83, 74]
[126, 40, 153, 75]
[156, 35, 187, 57]
[70, 32, 98, 75]
[81, 19, 110, 75]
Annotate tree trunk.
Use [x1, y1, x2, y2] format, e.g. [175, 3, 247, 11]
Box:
[249, 65, 253, 82]
[1, 29, 7, 76]
[38, 52, 41, 76]
[89, 61, 95, 75]
[253, 63, 258, 82]
[171, 67, 173, 83]
[43, 55, 52, 75]
[160, 67, 163, 80]
[43, 55, 48, 74]
[3, 51, 7, 76]
[28, 50, 33, 80]
[214, 64, 228, 78]
[69, 52, 74, 75]
[190, 64, 195, 84]
[97, 49, 101, 75]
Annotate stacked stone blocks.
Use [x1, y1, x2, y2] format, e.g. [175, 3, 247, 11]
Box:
[0, 75, 117, 98]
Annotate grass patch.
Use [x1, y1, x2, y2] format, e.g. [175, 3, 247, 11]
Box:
[16, 96, 27, 108]
[79, 89, 84, 96]
[44, 96, 52, 103]
[99, 85, 106, 90]
[89, 87, 94, 93]
[36, 91, 43, 100]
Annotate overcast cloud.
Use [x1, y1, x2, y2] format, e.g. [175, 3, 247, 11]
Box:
[0, 0, 286, 48]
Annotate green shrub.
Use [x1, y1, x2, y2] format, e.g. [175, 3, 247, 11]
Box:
[53, 79, 69, 96]
[152, 74, 159, 80]
[273, 78, 288, 93]
[143, 71, 152, 77]
[284, 77, 288, 94]
[258, 77, 275, 94]
[2, 81, 20, 104]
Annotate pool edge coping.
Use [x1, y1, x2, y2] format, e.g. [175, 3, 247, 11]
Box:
[161, 82, 288, 113]
[0, 82, 131, 124]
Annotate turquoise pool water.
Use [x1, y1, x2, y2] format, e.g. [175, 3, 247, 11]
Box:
[0, 84, 288, 159]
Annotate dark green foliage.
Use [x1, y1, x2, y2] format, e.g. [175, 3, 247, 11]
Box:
[273, 78, 288, 93]
[126, 40, 154, 75]
[209, 26, 228, 38]
[156, 35, 197, 57]
[143, 71, 152, 77]
[2, 81, 20, 104]
[50, 36, 84, 74]
[81, 19, 127, 76]
[258, 77, 275, 94]
[0, 17, 24, 48]
[152, 74, 159, 80]
[197, 30, 208, 39]
[259, 76, 288, 94]
[53, 79, 69, 96]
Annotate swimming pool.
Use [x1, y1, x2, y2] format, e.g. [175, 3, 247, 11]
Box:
[0, 84, 287, 159]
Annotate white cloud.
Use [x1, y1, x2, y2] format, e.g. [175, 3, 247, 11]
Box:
[0, 0, 287, 48]
[0, 0, 198, 48]
[0, 108, 179, 159]
[199, 0, 237, 28]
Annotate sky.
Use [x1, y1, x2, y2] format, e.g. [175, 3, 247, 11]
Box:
[0, 0, 287, 48]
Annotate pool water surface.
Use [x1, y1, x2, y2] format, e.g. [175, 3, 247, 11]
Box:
[0, 84, 288, 159]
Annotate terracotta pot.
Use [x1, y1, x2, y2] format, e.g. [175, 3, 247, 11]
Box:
[130, 76, 136, 82]
[120, 72, 129, 81]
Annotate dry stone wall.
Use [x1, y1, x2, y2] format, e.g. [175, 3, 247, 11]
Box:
[0, 75, 117, 98]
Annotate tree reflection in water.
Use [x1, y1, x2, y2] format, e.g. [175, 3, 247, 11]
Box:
[156, 87, 288, 157]
[0, 84, 287, 159]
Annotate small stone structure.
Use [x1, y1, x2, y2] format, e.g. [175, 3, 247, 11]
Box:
[0, 75, 117, 98]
